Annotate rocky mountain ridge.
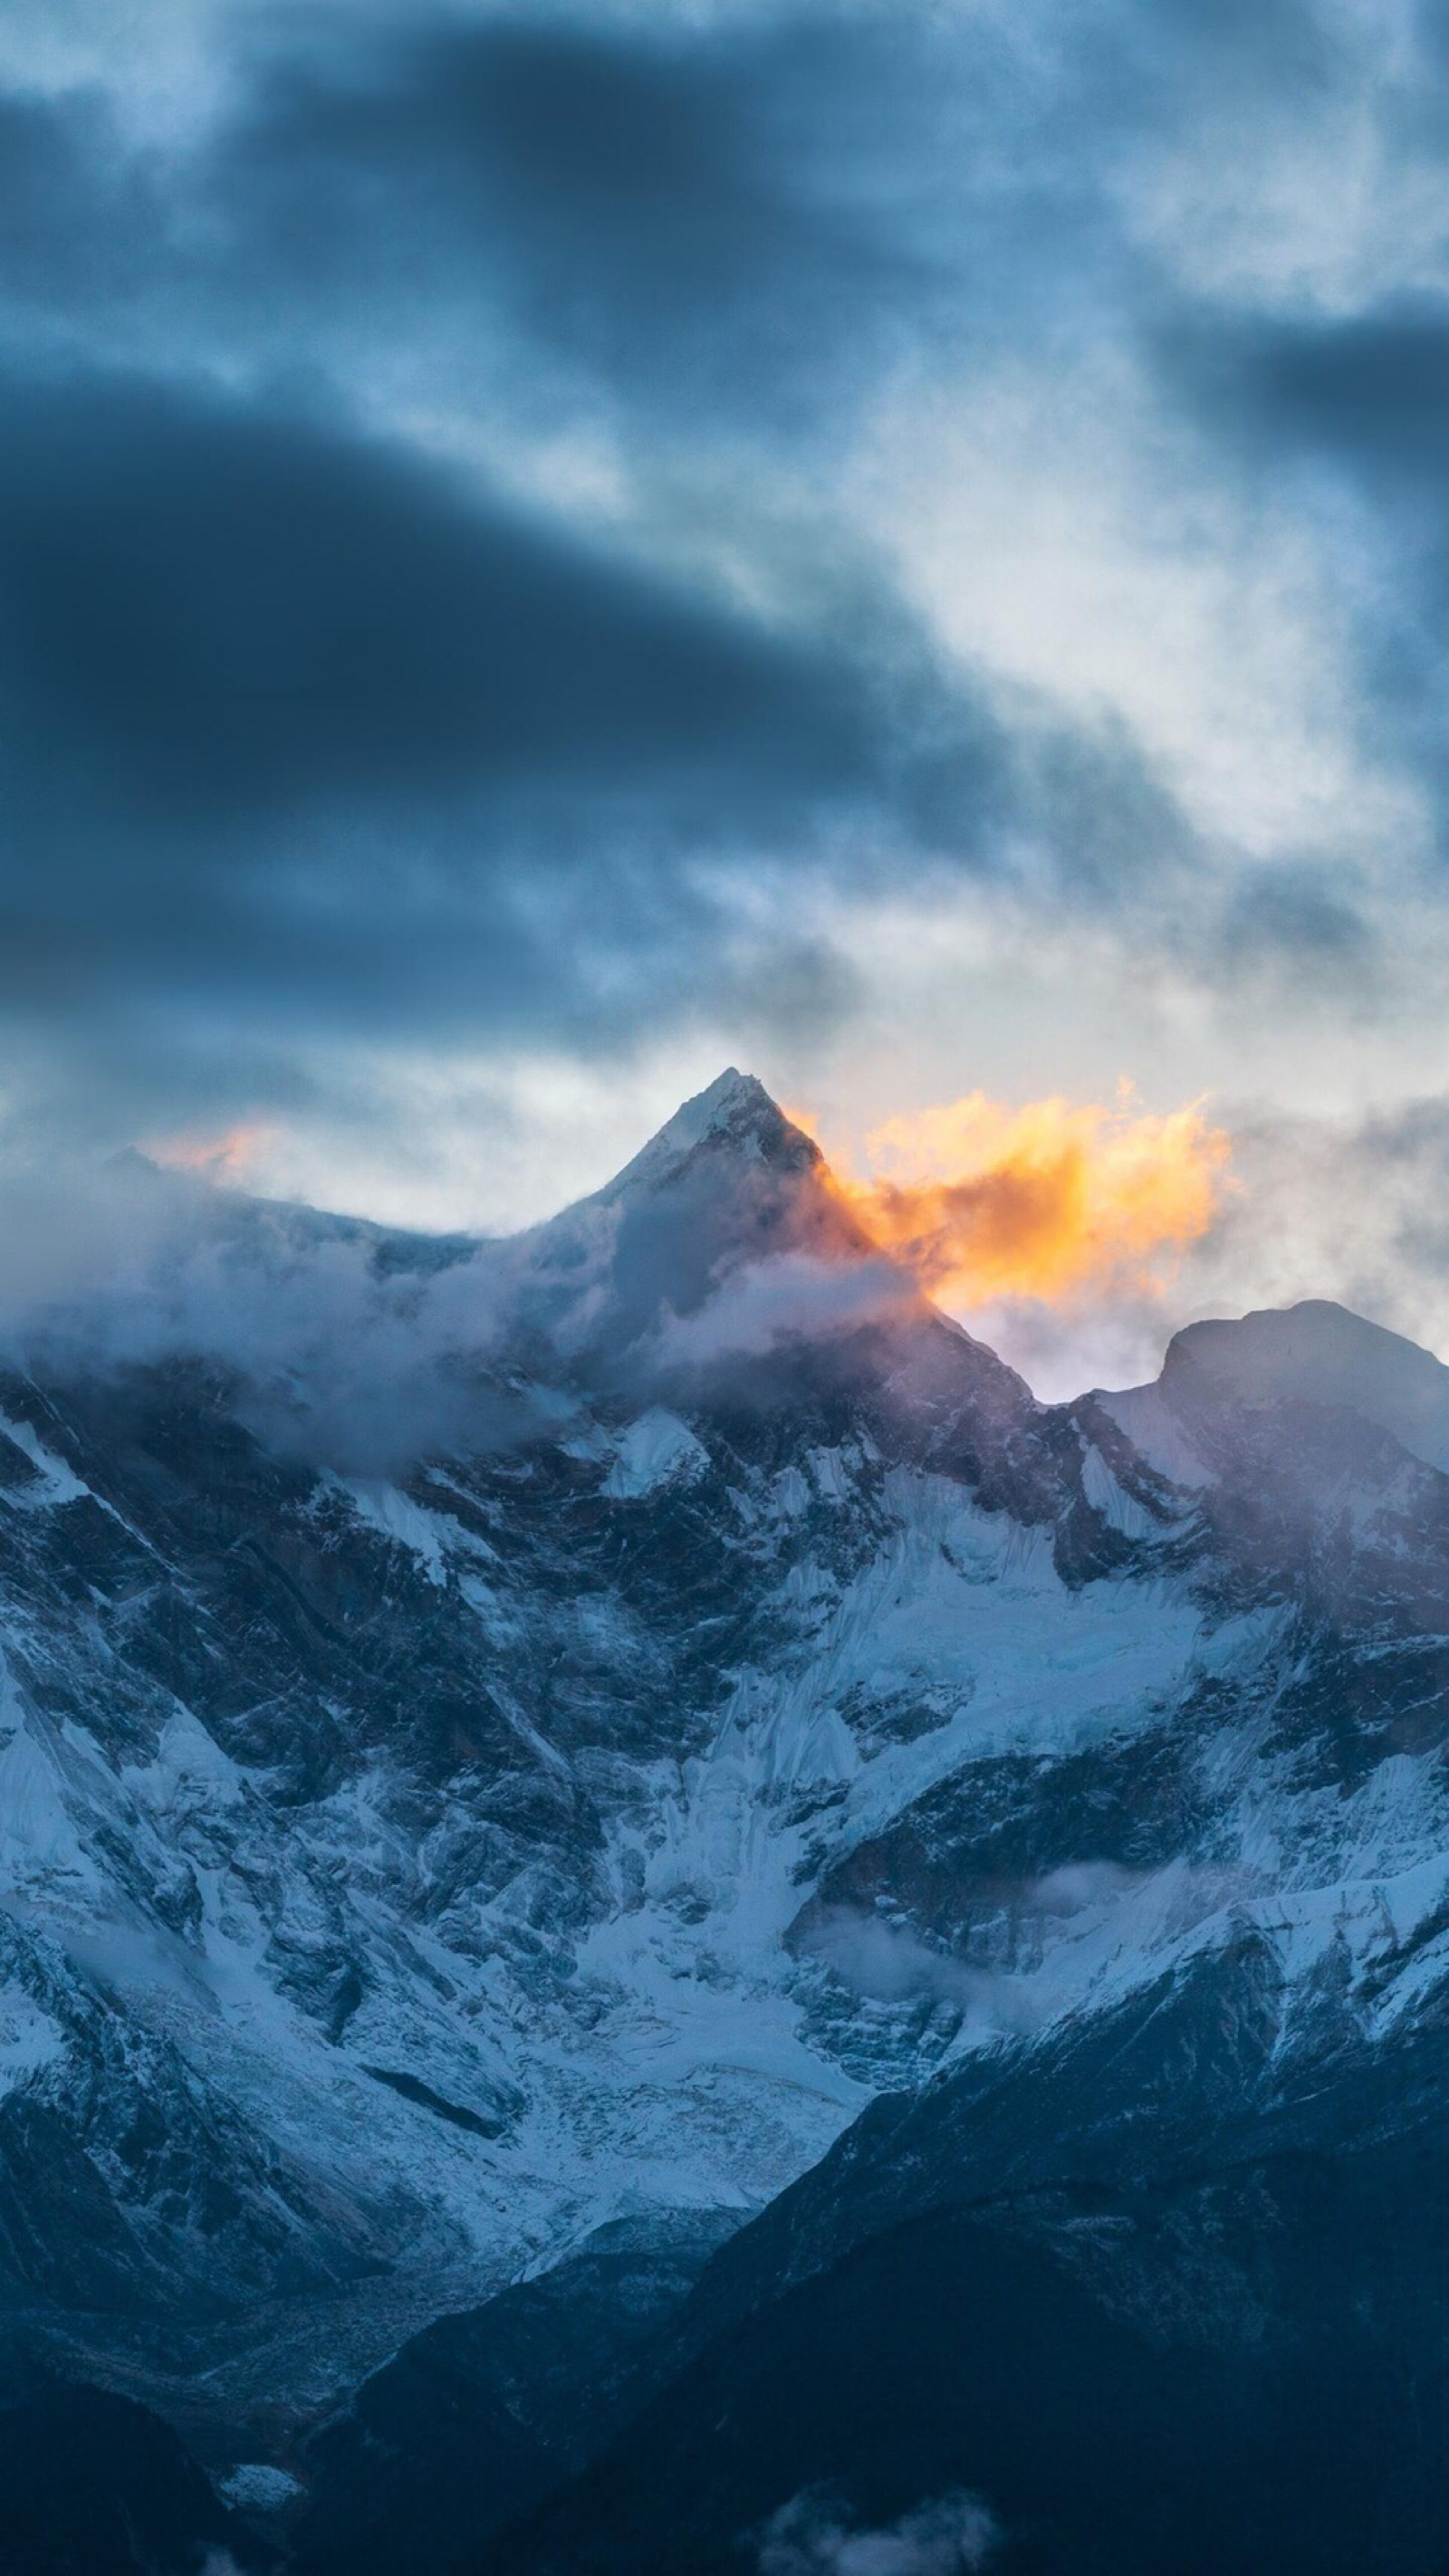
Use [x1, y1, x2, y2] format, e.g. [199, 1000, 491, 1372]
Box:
[1, 1071, 1447, 2566]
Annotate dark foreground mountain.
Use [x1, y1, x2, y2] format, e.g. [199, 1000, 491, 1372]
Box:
[291, 2210, 736, 2575]
[494, 1962, 1449, 2575]
[1, 1071, 1448, 2568]
[0, 2382, 270, 2574]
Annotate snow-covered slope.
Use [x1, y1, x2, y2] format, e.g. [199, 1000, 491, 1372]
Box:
[1101, 1295, 1449, 1476]
[1, 1073, 1447, 2519]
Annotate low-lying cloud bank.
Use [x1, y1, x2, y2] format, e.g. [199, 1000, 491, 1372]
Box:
[9, 1074, 1449, 1474]
[0, 1157, 524, 1475]
[0, 1149, 916, 1474]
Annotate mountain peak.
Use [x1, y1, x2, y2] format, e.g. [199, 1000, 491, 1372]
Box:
[514, 1068, 872, 1367]
[1161, 1298, 1449, 1475]
[597, 1068, 820, 1206]
[687, 1065, 769, 1119]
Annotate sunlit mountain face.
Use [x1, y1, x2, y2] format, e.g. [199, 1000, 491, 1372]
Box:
[0, 1074, 1448, 2571]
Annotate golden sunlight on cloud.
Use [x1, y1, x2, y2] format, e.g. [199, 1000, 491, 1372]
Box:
[816, 1087, 1232, 1308]
[145, 1122, 273, 1181]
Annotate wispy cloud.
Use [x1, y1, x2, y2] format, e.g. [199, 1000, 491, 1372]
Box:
[0, 1156, 528, 1475]
[822, 1088, 1230, 1310]
[757, 2486, 1000, 2575]
[648, 1251, 913, 1371]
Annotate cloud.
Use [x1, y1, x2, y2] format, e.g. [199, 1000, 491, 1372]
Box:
[0, 1154, 533, 1476]
[200, 12, 943, 436]
[757, 2487, 1000, 2575]
[0, 1106, 897, 1467]
[853, 350, 1415, 869]
[0, 0, 1444, 1228]
[0, 359, 935, 1128]
[954, 1091, 1449, 1399]
[801, 1869, 1259, 2034]
[1179, 1095, 1449, 1362]
[1122, 2, 1449, 318]
[822, 1089, 1231, 1309]
[801, 1866, 1186, 2010]
[648, 1251, 913, 1371]
[1166, 307, 1449, 483]
[0, 364, 871, 834]
[802, 1908, 1041, 2027]
[951, 1289, 1177, 1409]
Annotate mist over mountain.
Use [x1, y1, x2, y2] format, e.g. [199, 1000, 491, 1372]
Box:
[0, 1072, 1446, 2570]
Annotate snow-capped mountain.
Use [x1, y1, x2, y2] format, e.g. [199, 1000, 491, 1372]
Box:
[3, 1071, 1449, 2567]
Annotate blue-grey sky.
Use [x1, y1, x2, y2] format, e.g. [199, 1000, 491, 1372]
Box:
[5, 0, 1449, 1386]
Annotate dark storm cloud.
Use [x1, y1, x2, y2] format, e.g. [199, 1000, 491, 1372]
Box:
[206, 13, 947, 431]
[0, 330, 1188, 1120]
[0, 11, 974, 430]
[0, 0, 1439, 1147]
[0, 356, 1014, 1114]
[0, 2, 1205, 455]
[0, 364, 869, 828]
[0, 356, 889, 1092]
[1254, 313, 1449, 477]
[1156, 306, 1449, 484]
[0, 89, 166, 310]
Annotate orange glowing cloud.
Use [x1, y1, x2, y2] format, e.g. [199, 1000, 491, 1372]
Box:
[821, 1087, 1231, 1308]
[145, 1122, 273, 1182]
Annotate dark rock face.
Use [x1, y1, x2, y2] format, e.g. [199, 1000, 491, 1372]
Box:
[0, 2383, 271, 2575]
[493, 2133, 1449, 2576]
[292, 2210, 738, 2576]
[2, 1081, 1448, 2569]
[491, 1968, 1449, 2576]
